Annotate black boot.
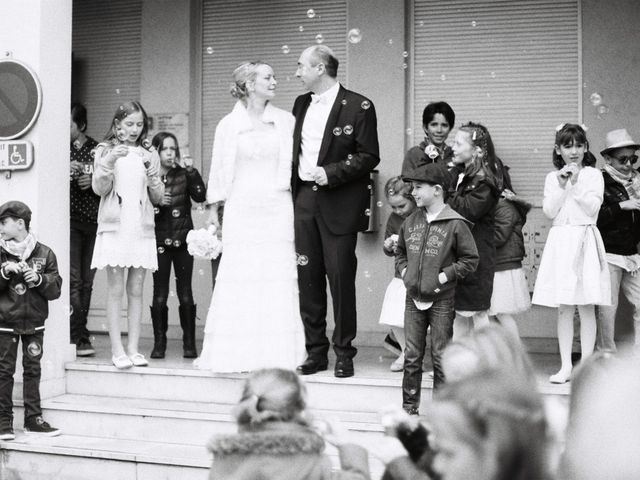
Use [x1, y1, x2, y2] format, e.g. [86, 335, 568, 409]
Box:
[150, 305, 168, 359]
[179, 304, 198, 358]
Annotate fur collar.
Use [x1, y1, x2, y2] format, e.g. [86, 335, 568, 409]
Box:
[209, 423, 325, 456]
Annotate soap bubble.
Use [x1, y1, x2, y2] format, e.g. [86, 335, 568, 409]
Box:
[597, 104, 609, 115]
[471, 20, 477, 27]
[490, 71, 496, 78]
[406, 128, 413, 136]
[172, 209, 180, 218]
[343, 124, 353, 135]
[297, 254, 309, 266]
[418, 20, 425, 27]
[206, 46, 214, 54]
[115, 88, 120, 95]
[315, 34, 324, 44]
[333, 127, 342, 136]
[589, 92, 602, 106]
[419, 70, 425, 76]
[157, 247, 165, 254]
[341, 99, 347, 105]
[298, 25, 304, 32]
[440, 74, 447, 81]
[402, 51, 409, 58]
[365, 209, 371, 216]
[281, 45, 290, 54]
[377, 201, 383, 208]
[170, 290, 175, 297]
[198, 269, 205, 276]
[306, 8, 315, 18]
[364, 271, 371, 278]
[347, 28, 362, 44]
[361, 100, 371, 110]
[388, 38, 393, 45]
[402, 63, 408, 69]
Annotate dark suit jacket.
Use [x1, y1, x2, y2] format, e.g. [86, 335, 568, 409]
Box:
[292, 85, 380, 235]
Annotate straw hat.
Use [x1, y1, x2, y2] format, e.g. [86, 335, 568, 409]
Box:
[600, 129, 640, 155]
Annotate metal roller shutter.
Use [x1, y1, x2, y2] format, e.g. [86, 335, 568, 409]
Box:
[411, 0, 580, 202]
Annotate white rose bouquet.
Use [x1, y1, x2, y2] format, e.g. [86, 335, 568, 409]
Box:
[424, 144, 439, 160]
[186, 225, 222, 260]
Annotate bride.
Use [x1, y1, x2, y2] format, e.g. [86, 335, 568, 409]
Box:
[196, 62, 305, 372]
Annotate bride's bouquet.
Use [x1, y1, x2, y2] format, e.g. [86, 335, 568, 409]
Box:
[186, 225, 222, 260]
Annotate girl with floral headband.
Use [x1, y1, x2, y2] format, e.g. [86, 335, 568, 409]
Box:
[378, 176, 417, 371]
[532, 123, 610, 384]
[447, 122, 503, 337]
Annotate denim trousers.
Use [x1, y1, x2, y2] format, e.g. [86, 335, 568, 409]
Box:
[70, 226, 97, 343]
[0, 331, 43, 424]
[402, 295, 455, 411]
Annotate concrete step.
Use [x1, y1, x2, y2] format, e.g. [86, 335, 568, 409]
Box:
[0, 433, 209, 480]
[14, 394, 385, 447]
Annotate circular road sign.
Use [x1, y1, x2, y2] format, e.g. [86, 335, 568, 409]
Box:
[0, 58, 43, 140]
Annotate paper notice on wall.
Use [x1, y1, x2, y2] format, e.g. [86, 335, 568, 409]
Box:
[148, 113, 189, 154]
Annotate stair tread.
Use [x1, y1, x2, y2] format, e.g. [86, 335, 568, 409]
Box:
[40, 393, 386, 431]
[0, 432, 210, 467]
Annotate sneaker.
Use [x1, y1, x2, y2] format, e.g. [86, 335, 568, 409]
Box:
[383, 333, 402, 356]
[24, 416, 61, 437]
[76, 338, 95, 357]
[0, 425, 15, 441]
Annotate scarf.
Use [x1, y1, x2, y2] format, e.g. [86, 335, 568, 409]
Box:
[0, 232, 37, 260]
[603, 163, 640, 199]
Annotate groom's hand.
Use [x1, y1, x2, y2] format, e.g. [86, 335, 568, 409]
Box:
[312, 167, 328, 186]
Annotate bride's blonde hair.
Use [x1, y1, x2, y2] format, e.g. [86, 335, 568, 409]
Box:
[230, 61, 270, 100]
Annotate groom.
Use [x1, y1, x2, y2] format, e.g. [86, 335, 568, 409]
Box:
[292, 45, 380, 378]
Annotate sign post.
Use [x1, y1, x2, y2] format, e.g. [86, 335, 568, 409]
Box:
[0, 56, 43, 140]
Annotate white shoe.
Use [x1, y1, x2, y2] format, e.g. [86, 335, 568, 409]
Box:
[129, 353, 148, 367]
[112, 354, 133, 369]
[390, 353, 404, 372]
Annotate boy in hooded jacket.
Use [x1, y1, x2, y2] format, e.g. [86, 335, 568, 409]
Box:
[396, 163, 479, 415]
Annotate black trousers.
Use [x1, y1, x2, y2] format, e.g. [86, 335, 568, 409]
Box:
[294, 184, 358, 359]
[69, 225, 97, 343]
[0, 331, 43, 423]
[152, 246, 194, 307]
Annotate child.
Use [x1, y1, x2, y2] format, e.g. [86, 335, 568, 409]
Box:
[448, 122, 502, 338]
[396, 163, 479, 415]
[488, 168, 532, 338]
[532, 123, 610, 384]
[91, 101, 164, 369]
[69, 102, 100, 357]
[378, 176, 417, 371]
[0, 201, 62, 439]
[150, 132, 206, 359]
[207, 368, 370, 479]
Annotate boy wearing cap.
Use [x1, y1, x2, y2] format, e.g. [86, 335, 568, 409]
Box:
[396, 163, 479, 415]
[0, 201, 62, 439]
[597, 129, 640, 351]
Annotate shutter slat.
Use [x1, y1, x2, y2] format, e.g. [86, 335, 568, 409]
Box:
[72, 0, 142, 140]
[413, 0, 579, 201]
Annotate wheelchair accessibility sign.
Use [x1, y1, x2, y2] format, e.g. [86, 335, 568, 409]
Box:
[0, 141, 33, 170]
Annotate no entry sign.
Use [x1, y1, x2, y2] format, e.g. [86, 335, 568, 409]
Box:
[0, 58, 42, 140]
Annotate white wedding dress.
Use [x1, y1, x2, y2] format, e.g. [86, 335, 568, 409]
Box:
[196, 127, 305, 372]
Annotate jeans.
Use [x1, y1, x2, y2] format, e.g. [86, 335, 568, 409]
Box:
[152, 246, 195, 307]
[0, 332, 43, 423]
[597, 262, 640, 351]
[402, 295, 455, 411]
[70, 225, 97, 343]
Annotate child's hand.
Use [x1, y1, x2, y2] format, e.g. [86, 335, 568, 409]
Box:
[438, 271, 447, 284]
[23, 267, 40, 286]
[161, 192, 172, 206]
[182, 155, 194, 170]
[313, 417, 350, 447]
[76, 174, 92, 190]
[207, 204, 222, 229]
[70, 161, 83, 177]
[104, 145, 128, 168]
[384, 236, 398, 251]
[1, 262, 21, 275]
[145, 161, 159, 178]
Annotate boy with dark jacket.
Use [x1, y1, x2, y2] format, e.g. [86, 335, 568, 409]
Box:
[396, 164, 479, 415]
[0, 201, 62, 439]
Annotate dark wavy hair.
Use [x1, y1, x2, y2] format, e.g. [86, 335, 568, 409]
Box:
[152, 131, 181, 161]
[422, 101, 455, 130]
[552, 124, 594, 169]
[103, 100, 150, 148]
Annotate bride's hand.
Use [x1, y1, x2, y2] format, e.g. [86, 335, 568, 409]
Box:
[206, 203, 221, 229]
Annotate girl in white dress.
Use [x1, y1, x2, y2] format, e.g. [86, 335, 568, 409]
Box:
[196, 62, 305, 372]
[532, 124, 610, 383]
[92, 101, 164, 369]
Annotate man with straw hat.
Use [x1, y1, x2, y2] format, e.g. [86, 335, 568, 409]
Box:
[596, 128, 640, 351]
